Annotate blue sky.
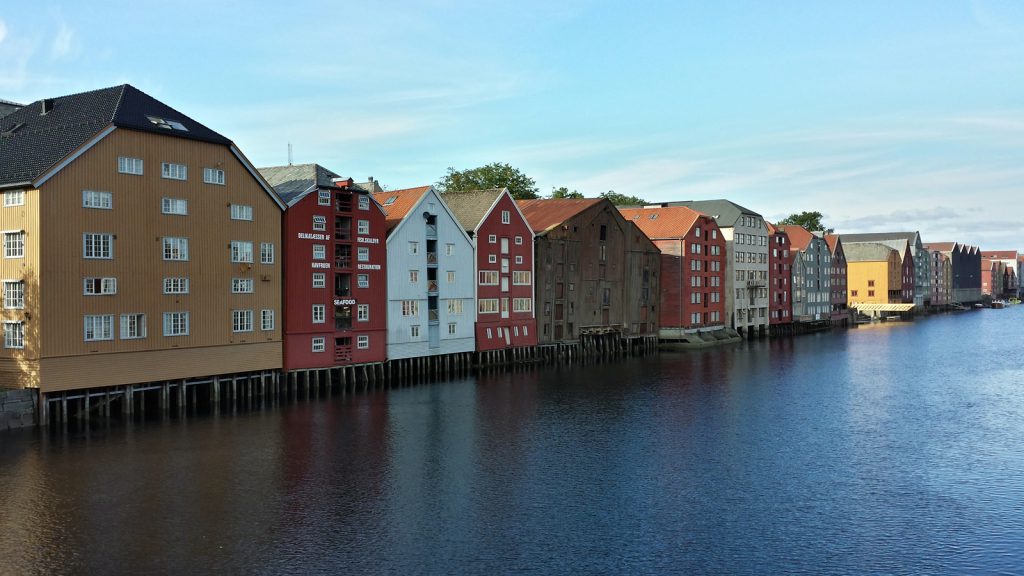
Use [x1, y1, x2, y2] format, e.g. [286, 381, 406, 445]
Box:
[2, 1, 1024, 248]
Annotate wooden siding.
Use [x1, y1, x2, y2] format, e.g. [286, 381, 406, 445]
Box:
[38, 342, 281, 392]
[0, 187, 42, 388]
[31, 128, 282, 392]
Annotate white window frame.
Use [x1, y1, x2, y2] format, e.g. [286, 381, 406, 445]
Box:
[118, 156, 143, 175]
[232, 309, 254, 332]
[312, 273, 326, 288]
[163, 237, 189, 261]
[488, 234, 497, 244]
[478, 298, 499, 314]
[501, 210, 510, 224]
[163, 277, 189, 294]
[3, 280, 25, 309]
[358, 195, 370, 210]
[230, 204, 253, 221]
[357, 304, 369, 322]
[231, 241, 254, 263]
[261, 309, 275, 331]
[513, 298, 532, 312]
[401, 300, 419, 316]
[357, 220, 370, 235]
[312, 216, 327, 231]
[3, 321, 24, 348]
[447, 299, 463, 315]
[357, 274, 369, 288]
[410, 325, 420, 338]
[83, 314, 114, 341]
[312, 337, 326, 352]
[446, 243, 455, 256]
[120, 313, 147, 339]
[512, 271, 531, 285]
[408, 241, 419, 255]
[357, 334, 369, 349]
[312, 244, 326, 260]
[318, 190, 331, 206]
[231, 278, 254, 293]
[357, 247, 370, 262]
[82, 233, 112, 259]
[162, 197, 188, 215]
[260, 242, 275, 264]
[312, 304, 326, 324]
[163, 312, 190, 336]
[479, 271, 499, 285]
[161, 162, 187, 180]
[203, 167, 225, 185]
[83, 277, 117, 296]
[82, 190, 112, 210]
[4, 190, 25, 207]
[448, 322, 457, 335]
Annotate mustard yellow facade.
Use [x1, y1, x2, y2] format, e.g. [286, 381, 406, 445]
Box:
[0, 128, 283, 392]
[846, 252, 901, 306]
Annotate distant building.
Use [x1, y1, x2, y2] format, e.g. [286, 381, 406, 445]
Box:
[260, 164, 389, 370]
[518, 198, 660, 345]
[822, 234, 850, 324]
[779, 225, 832, 323]
[923, 243, 982, 304]
[619, 205, 726, 340]
[981, 257, 1005, 297]
[839, 232, 930, 307]
[844, 243, 911, 318]
[374, 187, 476, 360]
[981, 251, 1020, 298]
[0, 85, 285, 392]
[661, 200, 769, 337]
[930, 250, 952, 307]
[0, 98, 22, 119]
[766, 223, 792, 329]
[441, 189, 537, 352]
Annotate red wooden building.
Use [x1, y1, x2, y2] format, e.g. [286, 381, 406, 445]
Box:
[823, 234, 850, 324]
[618, 206, 726, 341]
[766, 223, 792, 329]
[441, 189, 537, 351]
[259, 164, 388, 370]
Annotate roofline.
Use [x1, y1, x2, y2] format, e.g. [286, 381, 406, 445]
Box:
[33, 124, 117, 189]
[474, 189, 536, 240]
[387, 186, 474, 247]
[0, 181, 33, 191]
[230, 144, 286, 211]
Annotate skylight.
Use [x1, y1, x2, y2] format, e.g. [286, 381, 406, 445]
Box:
[147, 116, 189, 131]
[384, 197, 397, 206]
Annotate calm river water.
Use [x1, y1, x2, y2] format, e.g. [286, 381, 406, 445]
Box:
[2, 308, 1024, 575]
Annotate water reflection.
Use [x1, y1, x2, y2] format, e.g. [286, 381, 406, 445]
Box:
[1, 310, 1023, 574]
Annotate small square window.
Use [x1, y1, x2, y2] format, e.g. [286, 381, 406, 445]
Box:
[313, 215, 327, 231]
[312, 337, 326, 352]
[318, 190, 331, 205]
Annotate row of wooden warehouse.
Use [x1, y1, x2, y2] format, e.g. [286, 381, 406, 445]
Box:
[0, 85, 1018, 424]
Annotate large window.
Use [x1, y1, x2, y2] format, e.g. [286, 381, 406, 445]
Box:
[83, 233, 112, 259]
[401, 300, 419, 316]
[512, 271, 531, 285]
[163, 312, 189, 336]
[161, 162, 187, 180]
[118, 156, 143, 175]
[3, 281, 24, 309]
[312, 304, 326, 323]
[478, 299, 499, 314]
[163, 237, 189, 261]
[120, 314, 147, 339]
[84, 314, 114, 341]
[4, 190, 24, 207]
[447, 299, 463, 315]
[4, 232, 24, 258]
[82, 190, 112, 209]
[513, 298, 532, 312]
[357, 304, 369, 322]
[231, 241, 254, 263]
[83, 277, 116, 295]
[479, 271, 499, 285]
[260, 243, 275, 264]
[232, 310, 253, 332]
[3, 322, 24, 348]
[261, 309, 275, 331]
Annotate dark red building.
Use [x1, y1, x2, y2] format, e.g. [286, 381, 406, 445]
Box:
[441, 189, 537, 351]
[767, 223, 792, 328]
[823, 234, 850, 324]
[260, 164, 388, 370]
[618, 206, 726, 340]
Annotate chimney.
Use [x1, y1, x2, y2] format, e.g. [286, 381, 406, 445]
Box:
[40, 99, 54, 115]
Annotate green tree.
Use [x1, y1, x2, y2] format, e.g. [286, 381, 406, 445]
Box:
[550, 186, 584, 199]
[436, 163, 539, 200]
[599, 190, 646, 206]
[778, 211, 833, 233]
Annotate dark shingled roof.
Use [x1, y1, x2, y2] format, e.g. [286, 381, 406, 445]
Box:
[0, 84, 230, 186]
[844, 242, 897, 262]
[439, 188, 505, 233]
[658, 199, 762, 228]
[258, 163, 345, 206]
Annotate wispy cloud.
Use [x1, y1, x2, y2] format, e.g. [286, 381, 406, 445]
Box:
[0, 18, 8, 45]
[49, 19, 75, 59]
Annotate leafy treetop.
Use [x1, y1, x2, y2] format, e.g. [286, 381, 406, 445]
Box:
[436, 163, 539, 200]
[550, 186, 584, 199]
[777, 210, 833, 234]
[599, 190, 647, 206]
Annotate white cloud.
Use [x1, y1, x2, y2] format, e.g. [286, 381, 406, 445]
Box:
[50, 20, 75, 59]
[0, 19, 8, 44]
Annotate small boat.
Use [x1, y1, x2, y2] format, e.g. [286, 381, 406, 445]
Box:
[992, 301, 1006, 309]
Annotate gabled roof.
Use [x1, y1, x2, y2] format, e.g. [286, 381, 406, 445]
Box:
[617, 205, 705, 239]
[516, 198, 604, 235]
[824, 234, 842, 255]
[0, 84, 231, 187]
[844, 242, 898, 262]
[259, 163, 347, 206]
[841, 231, 921, 248]
[923, 242, 956, 253]
[657, 199, 762, 228]
[440, 188, 505, 233]
[373, 186, 432, 232]
[778, 224, 817, 251]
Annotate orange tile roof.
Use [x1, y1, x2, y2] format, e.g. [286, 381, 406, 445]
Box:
[778, 224, 815, 251]
[765, 222, 779, 234]
[372, 186, 431, 233]
[617, 206, 705, 239]
[824, 234, 840, 253]
[516, 198, 604, 234]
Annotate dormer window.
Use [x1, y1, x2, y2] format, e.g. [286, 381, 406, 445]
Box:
[147, 116, 188, 131]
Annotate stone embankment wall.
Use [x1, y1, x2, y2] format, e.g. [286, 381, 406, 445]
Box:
[1, 389, 37, 430]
